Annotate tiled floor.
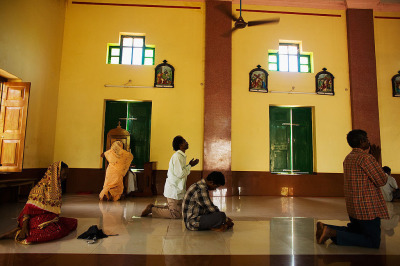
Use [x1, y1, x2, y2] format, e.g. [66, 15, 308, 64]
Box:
[1, 195, 400, 265]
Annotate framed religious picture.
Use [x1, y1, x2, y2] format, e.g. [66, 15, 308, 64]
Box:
[315, 68, 334, 95]
[249, 65, 268, 93]
[154, 60, 175, 88]
[392, 71, 400, 97]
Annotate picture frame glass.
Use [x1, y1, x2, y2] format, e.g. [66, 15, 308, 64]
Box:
[156, 66, 173, 87]
[250, 71, 267, 90]
[394, 76, 400, 96]
[317, 74, 333, 94]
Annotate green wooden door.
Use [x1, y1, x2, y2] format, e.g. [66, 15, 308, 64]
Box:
[104, 101, 127, 169]
[292, 107, 313, 174]
[104, 101, 152, 169]
[270, 106, 313, 174]
[127, 102, 152, 169]
[270, 107, 291, 172]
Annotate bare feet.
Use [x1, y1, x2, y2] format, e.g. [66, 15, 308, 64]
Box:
[316, 222, 324, 242]
[141, 204, 153, 217]
[211, 224, 228, 232]
[226, 217, 234, 229]
[318, 225, 336, 244]
[0, 227, 19, 240]
[99, 192, 112, 201]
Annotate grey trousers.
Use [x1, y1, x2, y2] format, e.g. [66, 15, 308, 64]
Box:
[199, 212, 226, 230]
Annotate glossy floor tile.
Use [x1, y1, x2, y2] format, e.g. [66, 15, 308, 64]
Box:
[1, 194, 400, 265]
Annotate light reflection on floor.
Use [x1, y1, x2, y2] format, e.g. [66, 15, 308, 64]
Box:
[1, 194, 400, 256]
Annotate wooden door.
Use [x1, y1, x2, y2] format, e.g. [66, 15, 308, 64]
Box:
[269, 107, 291, 173]
[103, 101, 127, 168]
[127, 102, 152, 170]
[292, 107, 313, 174]
[0, 82, 30, 172]
[270, 106, 313, 174]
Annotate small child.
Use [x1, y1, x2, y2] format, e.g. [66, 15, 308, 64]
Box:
[380, 166, 400, 202]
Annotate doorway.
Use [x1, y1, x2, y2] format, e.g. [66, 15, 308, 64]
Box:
[103, 100, 152, 169]
[269, 106, 313, 174]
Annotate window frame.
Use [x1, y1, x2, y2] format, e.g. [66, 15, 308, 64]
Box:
[144, 47, 155, 66]
[120, 35, 146, 65]
[279, 43, 299, 72]
[268, 43, 312, 73]
[299, 54, 311, 73]
[108, 45, 120, 64]
[268, 52, 279, 71]
[107, 35, 155, 66]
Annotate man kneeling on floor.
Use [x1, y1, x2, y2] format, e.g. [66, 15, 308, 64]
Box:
[316, 129, 388, 249]
[183, 171, 234, 231]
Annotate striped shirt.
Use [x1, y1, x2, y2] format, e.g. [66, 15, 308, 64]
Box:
[183, 179, 219, 230]
[343, 148, 389, 220]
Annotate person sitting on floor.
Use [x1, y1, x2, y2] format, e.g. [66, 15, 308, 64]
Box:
[380, 166, 400, 202]
[99, 141, 133, 201]
[316, 129, 388, 249]
[141, 136, 199, 218]
[182, 171, 234, 231]
[0, 161, 78, 244]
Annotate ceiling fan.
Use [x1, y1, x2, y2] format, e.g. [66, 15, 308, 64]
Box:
[217, 0, 280, 36]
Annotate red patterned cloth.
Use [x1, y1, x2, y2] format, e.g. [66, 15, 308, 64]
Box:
[16, 161, 77, 244]
[17, 204, 77, 244]
[343, 148, 389, 220]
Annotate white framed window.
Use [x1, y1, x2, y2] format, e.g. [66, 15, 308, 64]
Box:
[107, 35, 155, 65]
[268, 43, 312, 73]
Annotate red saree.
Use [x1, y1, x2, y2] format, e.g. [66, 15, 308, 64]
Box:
[15, 161, 77, 244]
[17, 204, 77, 244]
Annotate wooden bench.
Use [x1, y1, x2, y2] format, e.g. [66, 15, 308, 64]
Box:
[0, 178, 36, 201]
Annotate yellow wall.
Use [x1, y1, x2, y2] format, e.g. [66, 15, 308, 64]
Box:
[2, 0, 397, 174]
[54, 0, 205, 169]
[231, 6, 352, 172]
[0, 0, 66, 168]
[375, 12, 400, 174]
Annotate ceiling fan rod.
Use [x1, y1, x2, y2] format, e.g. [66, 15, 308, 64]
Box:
[239, 0, 242, 17]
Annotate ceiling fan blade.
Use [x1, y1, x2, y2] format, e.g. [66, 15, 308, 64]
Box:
[216, 3, 238, 21]
[221, 26, 240, 37]
[247, 18, 280, 27]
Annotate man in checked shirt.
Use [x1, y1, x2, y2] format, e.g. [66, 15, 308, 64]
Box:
[183, 171, 234, 231]
[317, 129, 389, 248]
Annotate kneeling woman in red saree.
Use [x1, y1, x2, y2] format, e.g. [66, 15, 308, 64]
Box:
[11, 161, 77, 244]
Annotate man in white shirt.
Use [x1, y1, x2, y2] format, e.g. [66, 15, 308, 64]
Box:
[380, 166, 399, 202]
[141, 136, 199, 218]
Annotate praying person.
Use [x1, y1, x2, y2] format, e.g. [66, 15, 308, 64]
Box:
[380, 166, 400, 202]
[99, 141, 133, 201]
[183, 171, 234, 231]
[0, 162, 77, 244]
[316, 129, 388, 248]
[141, 136, 199, 218]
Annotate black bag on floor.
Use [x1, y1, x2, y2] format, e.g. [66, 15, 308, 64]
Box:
[77, 225, 112, 240]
